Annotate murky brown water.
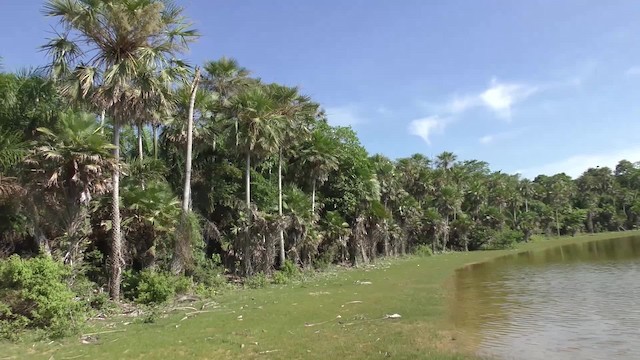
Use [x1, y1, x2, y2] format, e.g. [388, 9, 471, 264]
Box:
[450, 236, 640, 360]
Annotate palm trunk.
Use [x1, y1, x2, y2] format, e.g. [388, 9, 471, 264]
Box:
[311, 178, 316, 214]
[182, 68, 199, 214]
[137, 124, 144, 161]
[152, 124, 158, 160]
[245, 152, 251, 209]
[555, 209, 560, 236]
[109, 120, 123, 300]
[278, 148, 285, 268]
[99, 109, 105, 134]
[172, 68, 199, 275]
[244, 150, 252, 275]
[525, 198, 529, 213]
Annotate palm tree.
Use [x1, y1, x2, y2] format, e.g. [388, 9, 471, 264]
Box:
[519, 178, 535, 213]
[436, 151, 457, 171]
[298, 124, 340, 214]
[265, 84, 317, 267]
[43, 0, 198, 299]
[171, 67, 200, 274]
[0, 129, 27, 199]
[26, 111, 115, 263]
[230, 84, 283, 274]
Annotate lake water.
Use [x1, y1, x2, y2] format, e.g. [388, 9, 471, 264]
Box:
[449, 236, 640, 360]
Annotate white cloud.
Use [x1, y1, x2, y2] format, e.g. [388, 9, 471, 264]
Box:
[446, 95, 480, 113]
[324, 106, 364, 127]
[479, 128, 526, 145]
[479, 135, 495, 145]
[516, 147, 640, 179]
[408, 116, 447, 145]
[376, 106, 391, 115]
[479, 80, 538, 119]
[441, 79, 538, 120]
[626, 66, 640, 76]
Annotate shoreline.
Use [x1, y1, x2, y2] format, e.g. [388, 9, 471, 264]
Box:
[3, 231, 639, 359]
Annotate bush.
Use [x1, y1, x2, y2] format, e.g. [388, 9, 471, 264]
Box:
[0, 255, 85, 339]
[245, 272, 268, 289]
[123, 270, 175, 305]
[191, 256, 226, 289]
[281, 260, 300, 278]
[414, 244, 433, 257]
[490, 229, 523, 249]
[272, 271, 289, 285]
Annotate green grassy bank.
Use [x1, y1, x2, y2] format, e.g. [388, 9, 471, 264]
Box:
[3, 231, 638, 360]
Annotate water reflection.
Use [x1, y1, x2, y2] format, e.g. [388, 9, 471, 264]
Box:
[450, 236, 640, 360]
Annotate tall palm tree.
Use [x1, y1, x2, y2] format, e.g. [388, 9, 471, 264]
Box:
[230, 84, 283, 274]
[43, 0, 198, 299]
[265, 84, 316, 267]
[298, 124, 339, 214]
[27, 111, 115, 263]
[169, 67, 200, 274]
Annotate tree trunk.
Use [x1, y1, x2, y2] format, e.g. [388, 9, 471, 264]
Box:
[243, 151, 252, 275]
[109, 120, 123, 300]
[182, 68, 199, 214]
[278, 148, 285, 268]
[99, 109, 105, 134]
[312, 178, 316, 214]
[525, 198, 529, 213]
[152, 124, 158, 160]
[245, 152, 251, 209]
[555, 209, 560, 237]
[587, 210, 594, 234]
[137, 124, 144, 161]
[172, 68, 200, 275]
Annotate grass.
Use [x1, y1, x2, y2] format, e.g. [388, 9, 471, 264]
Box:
[3, 231, 638, 360]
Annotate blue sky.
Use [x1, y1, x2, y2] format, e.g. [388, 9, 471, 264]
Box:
[2, 1, 640, 178]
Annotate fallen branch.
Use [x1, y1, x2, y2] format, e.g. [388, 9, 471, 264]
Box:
[172, 306, 198, 312]
[185, 310, 214, 316]
[81, 329, 126, 337]
[258, 350, 280, 355]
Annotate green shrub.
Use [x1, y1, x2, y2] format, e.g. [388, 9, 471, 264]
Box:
[173, 276, 193, 294]
[245, 272, 268, 289]
[0, 255, 85, 339]
[490, 229, 523, 249]
[281, 260, 300, 278]
[123, 270, 175, 305]
[191, 256, 226, 289]
[272, 271, 289, 285]
[414, 244, 433, 257]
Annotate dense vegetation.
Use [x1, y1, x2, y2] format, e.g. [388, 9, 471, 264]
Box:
[1, 0, 639, 339]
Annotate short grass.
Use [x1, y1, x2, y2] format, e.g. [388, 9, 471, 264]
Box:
[3, 231, 637, 360]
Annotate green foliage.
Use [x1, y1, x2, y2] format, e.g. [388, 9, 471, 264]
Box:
[272, 260, 300, 284]
[244, 272, 268, 289]
[489, 229, 524, 250]
[0, 255, 85, 339]
[413, 244, 434, 257]
[123, 270, 178, 305]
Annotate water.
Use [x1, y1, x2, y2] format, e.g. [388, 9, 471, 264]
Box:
[449, 236, 640, 360]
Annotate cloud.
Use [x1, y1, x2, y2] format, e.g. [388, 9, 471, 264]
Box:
[446, 95, 480, 113]
[443, 79, 538, 120]
[408, 116, 447, 145]
[516, 147, 640, 179]
[324, 106, 364, 127]
[376, 106, 391, 115]
[479, 80, 538, 119]
[479, 128, 527, 145]
[626, 66, 640, 76]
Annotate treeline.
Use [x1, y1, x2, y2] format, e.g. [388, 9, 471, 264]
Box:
[1, 0, 640, 307]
